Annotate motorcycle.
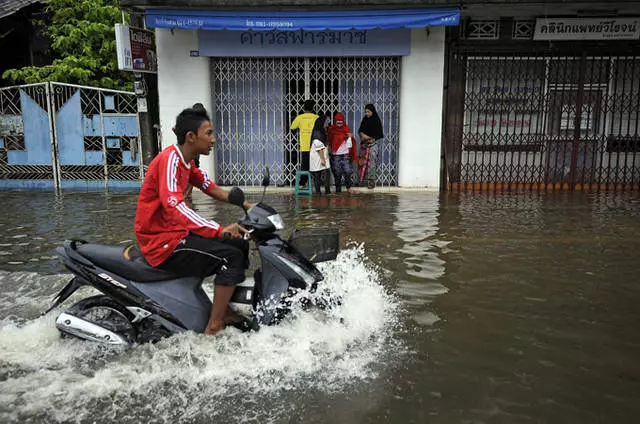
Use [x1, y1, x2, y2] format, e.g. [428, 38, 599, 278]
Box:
[45, 169, 339, 346]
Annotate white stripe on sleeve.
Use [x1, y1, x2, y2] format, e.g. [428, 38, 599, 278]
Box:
[176, 203, 218, 229]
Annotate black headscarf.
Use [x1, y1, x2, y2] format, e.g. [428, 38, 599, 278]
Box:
[311, 116, 327, 144]
[358, 104, 384, 140]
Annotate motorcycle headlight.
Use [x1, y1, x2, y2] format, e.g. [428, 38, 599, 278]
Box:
[267, 214, 284, 230]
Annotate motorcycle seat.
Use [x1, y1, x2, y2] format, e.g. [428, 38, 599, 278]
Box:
[75, 243, 181, 282]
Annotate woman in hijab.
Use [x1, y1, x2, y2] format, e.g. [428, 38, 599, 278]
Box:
[328, 112, 357, 193]
[358, 104, 384, 189]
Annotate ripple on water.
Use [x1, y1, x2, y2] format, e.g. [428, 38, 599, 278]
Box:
[396, 281, 449, 298]
[412, 311, 441, 326]
[395, 280, 448, 327]
[0, 246, 404, 423]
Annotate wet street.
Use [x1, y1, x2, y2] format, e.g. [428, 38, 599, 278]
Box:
[1, 189, 639, 423]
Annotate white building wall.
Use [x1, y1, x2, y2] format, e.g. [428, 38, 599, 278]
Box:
[156, 28, 215, 178]
[398, 27, 446, 188]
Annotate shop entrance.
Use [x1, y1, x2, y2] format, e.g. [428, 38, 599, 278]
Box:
[212, 57, 400, 187]
[444, 19, 640, 192]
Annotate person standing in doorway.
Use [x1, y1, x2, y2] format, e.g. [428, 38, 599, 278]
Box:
[358, 104, 384, 189]
[328, 112, 356, 193]
[290, 100, 318, 187]
[309, 116, 331, 195]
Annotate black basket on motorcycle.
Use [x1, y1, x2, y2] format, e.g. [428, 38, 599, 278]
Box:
[288, 227, 339, 263]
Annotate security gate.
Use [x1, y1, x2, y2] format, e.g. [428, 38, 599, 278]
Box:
[445, 22, 640, 193]
[0, 82, 142, 190]
[212, 57, 400, 186]
[0, 83, 55, 187]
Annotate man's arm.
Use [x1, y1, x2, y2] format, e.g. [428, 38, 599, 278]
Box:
[189, 168, 253, 210]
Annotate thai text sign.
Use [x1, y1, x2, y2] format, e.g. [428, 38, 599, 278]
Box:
[534, 17, 640, 40]
[115, 24, 158, 73]
[197, 29, 410, 57]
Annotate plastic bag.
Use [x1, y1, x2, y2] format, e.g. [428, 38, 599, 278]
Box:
[345, 137, 352, 148]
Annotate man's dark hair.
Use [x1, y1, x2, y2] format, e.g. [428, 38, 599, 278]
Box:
[174, 107, 210, 145]
[303, 99, 315, 112]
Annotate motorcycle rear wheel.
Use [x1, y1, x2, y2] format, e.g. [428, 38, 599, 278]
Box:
[66, 295, 137, 345]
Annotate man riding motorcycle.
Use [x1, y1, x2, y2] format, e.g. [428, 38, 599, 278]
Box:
[134, 106, 251, 335]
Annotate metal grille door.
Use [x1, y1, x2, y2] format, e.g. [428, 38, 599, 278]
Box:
[0, 83, 56, 188]
[212, 57, 400, 186]
[445, 52, 640, 192]
[51, 83, 142, 188]
[0, 82, 142, 190]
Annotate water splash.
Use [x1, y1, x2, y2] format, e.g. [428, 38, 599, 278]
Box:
[0, 246, 402, 423]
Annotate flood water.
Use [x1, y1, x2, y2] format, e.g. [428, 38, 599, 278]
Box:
[1, 189, 639, 423]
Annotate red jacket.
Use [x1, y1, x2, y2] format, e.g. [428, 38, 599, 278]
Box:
[327, 112, 358, 162]
[134, 145, 224, 267]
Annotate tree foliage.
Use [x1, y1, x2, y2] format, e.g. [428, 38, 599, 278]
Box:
[3, 0, 133, 90]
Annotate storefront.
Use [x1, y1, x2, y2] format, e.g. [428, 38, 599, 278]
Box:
[144, 8, 460, 187]
[444, 15, 640, 192]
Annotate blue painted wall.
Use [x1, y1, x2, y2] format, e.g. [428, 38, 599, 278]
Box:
[82, 115, 102, 136]
[18, 91, 52, 165]
[82, 115, 138, 137]
[122, 151, 139, 166]
[104, 116, 138, 136]
[56, 90, 84, 165]
[59, 180, 141, 190]
[85, 151, 103, 165]
[0, 180, 55, 190]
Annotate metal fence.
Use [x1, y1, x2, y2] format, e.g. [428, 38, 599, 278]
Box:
[212, 56, 401, 187]
[445, 49, 640, 192]
[0, 82, 142, 190]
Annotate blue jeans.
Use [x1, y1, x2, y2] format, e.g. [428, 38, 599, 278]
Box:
[330, 154, 352, 191]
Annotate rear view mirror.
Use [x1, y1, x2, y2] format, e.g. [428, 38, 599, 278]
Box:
[262, 167, 270, 187]
[228, 187, 245, 208]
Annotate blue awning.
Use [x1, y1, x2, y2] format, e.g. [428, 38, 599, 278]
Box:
[145, 8, 460, 31]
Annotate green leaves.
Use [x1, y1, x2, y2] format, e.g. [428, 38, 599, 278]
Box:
[2, 0, 133, 91]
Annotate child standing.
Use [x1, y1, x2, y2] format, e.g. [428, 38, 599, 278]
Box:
[328, 112, 357, 193]
[309, 116, 331, 195]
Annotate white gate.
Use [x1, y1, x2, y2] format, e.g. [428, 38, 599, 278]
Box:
[212, 57, 400, 187]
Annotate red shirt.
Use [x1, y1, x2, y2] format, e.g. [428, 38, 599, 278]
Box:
[134, 145, 224, 267]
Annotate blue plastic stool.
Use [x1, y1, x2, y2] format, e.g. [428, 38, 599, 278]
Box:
[294, 171, 313, 195]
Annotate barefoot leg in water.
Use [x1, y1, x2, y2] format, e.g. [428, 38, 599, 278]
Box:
[205, 285, 235, 335]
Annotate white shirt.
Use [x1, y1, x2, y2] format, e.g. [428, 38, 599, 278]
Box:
[309, 139, 330, 172]
[334, 136, 351, 155]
